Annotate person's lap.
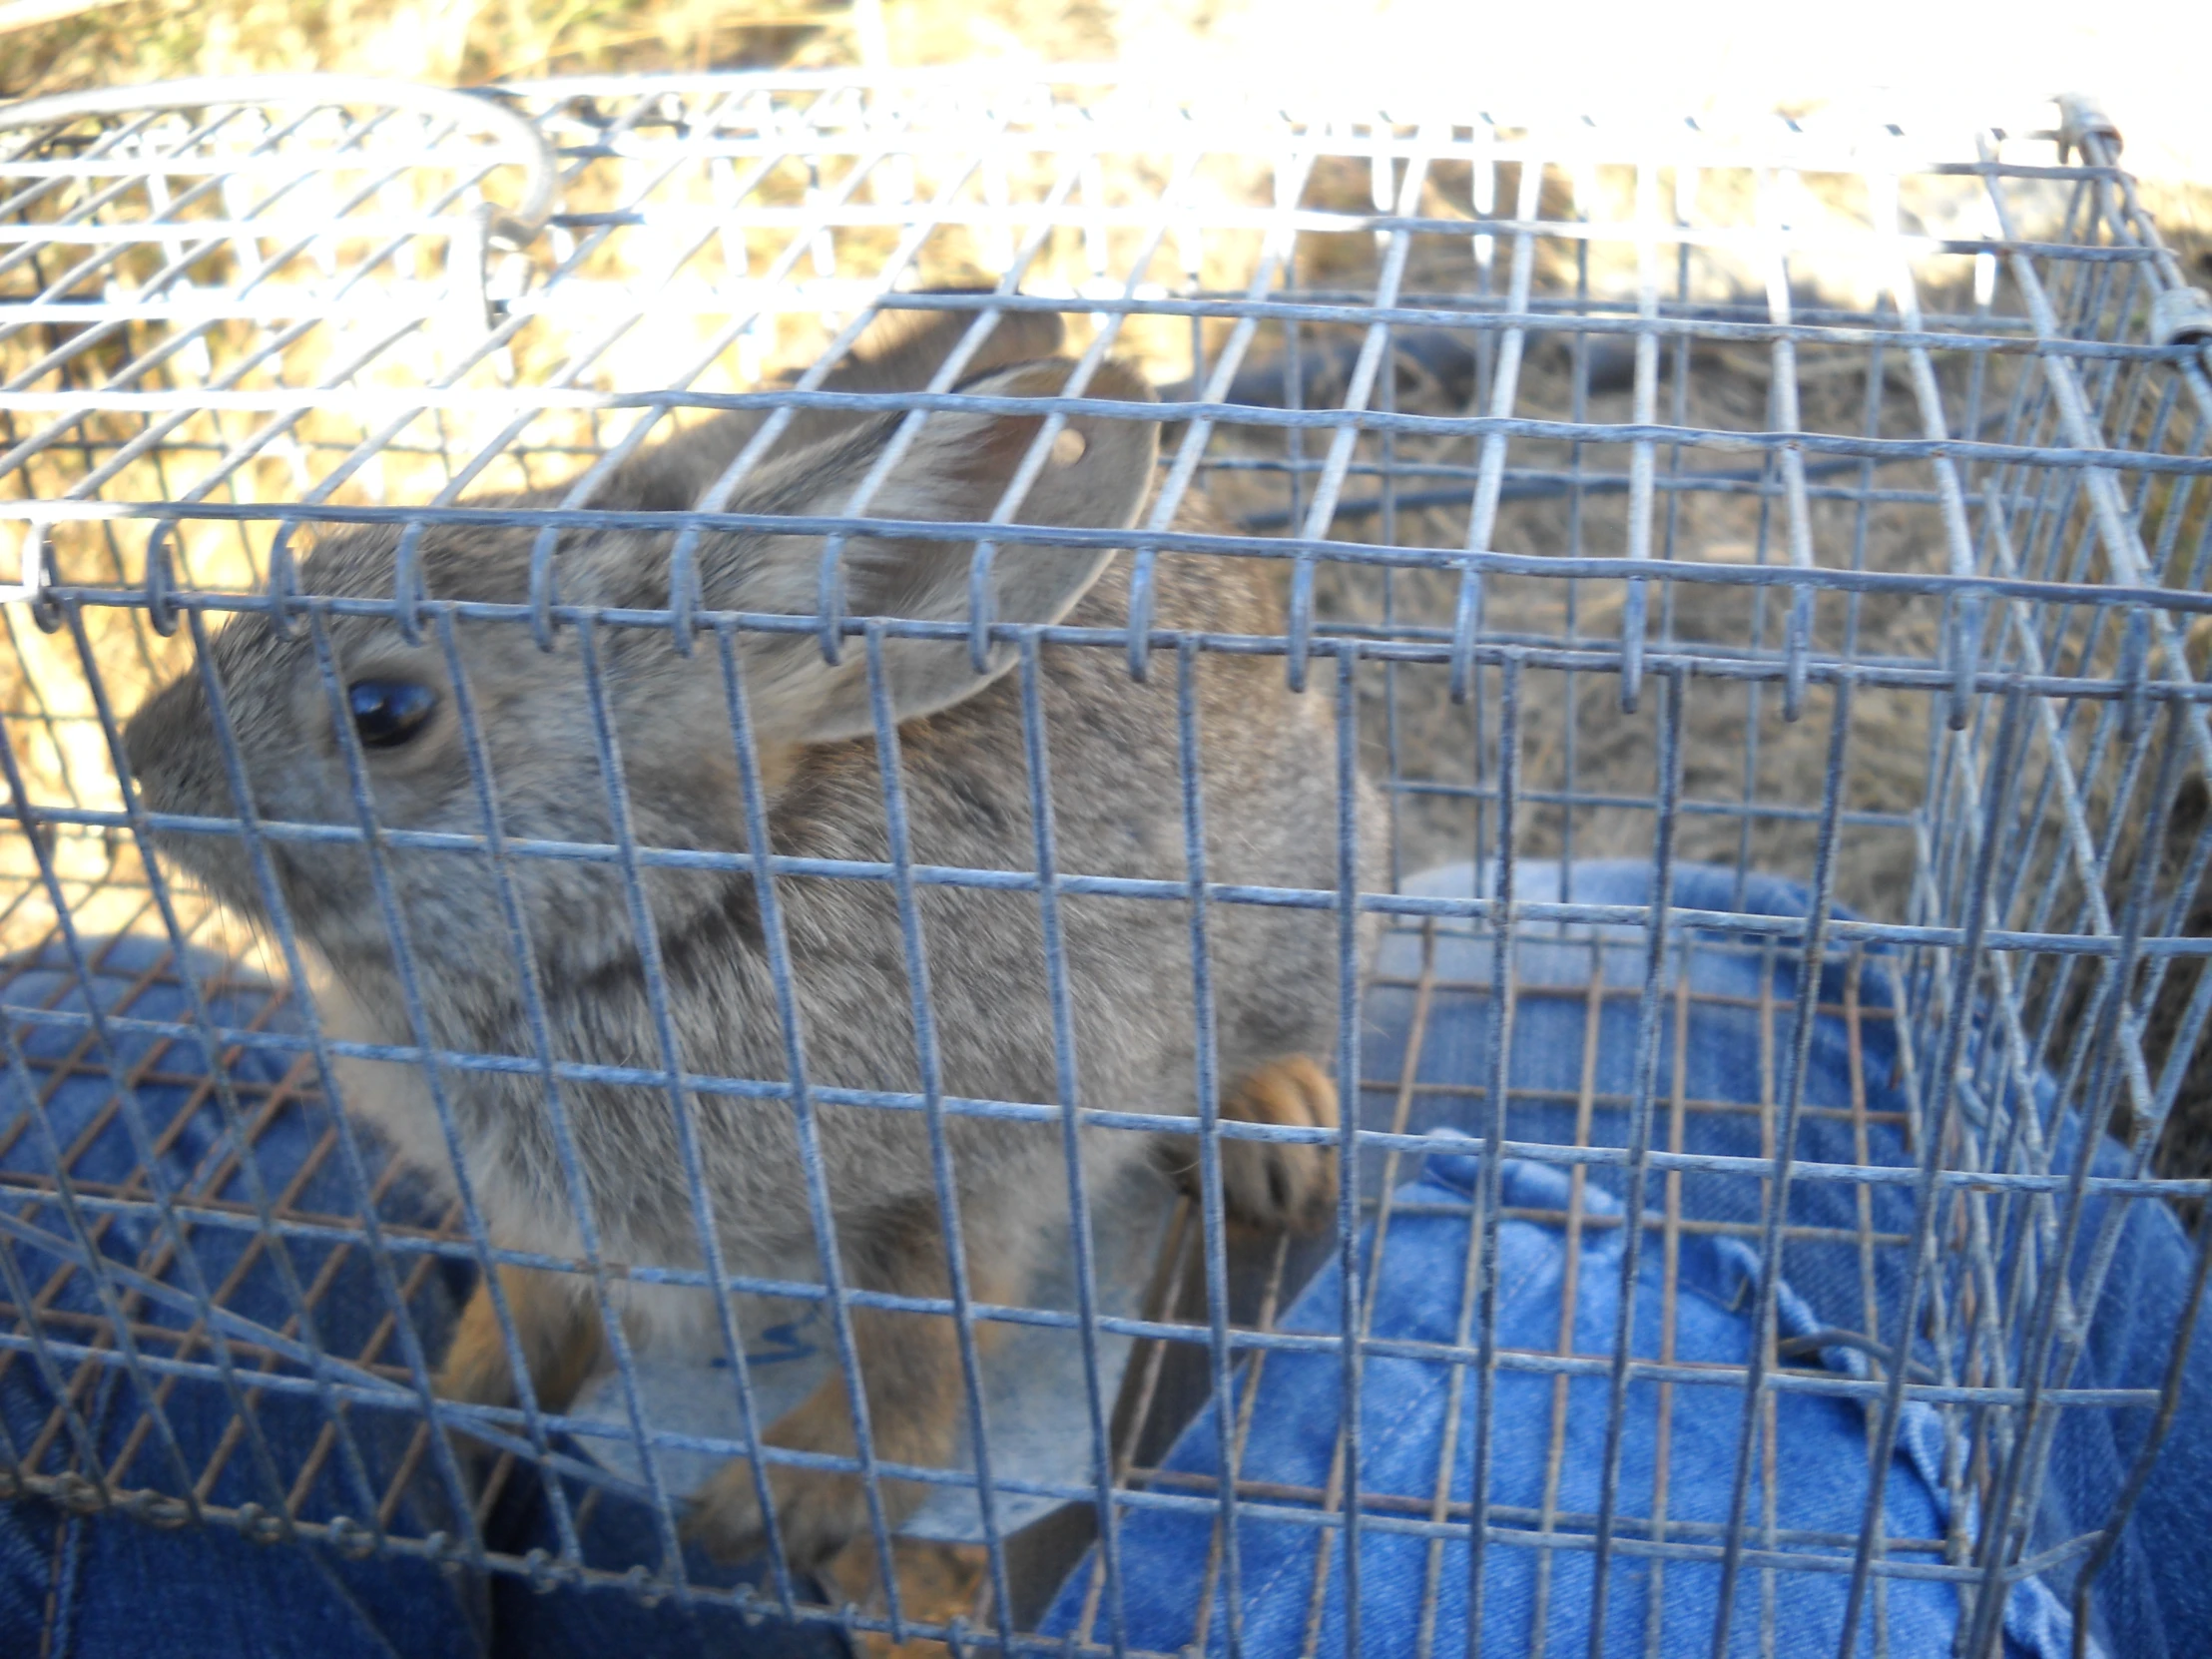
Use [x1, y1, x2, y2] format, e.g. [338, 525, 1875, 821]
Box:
[1040, 862, 2208, 1658]
[0, 931, 830, 1658]
[3, 862, 2206, 1656]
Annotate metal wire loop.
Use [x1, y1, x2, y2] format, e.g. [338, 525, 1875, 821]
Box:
[666, 530, 702, 656]
[527, 533, 561, 652]
[1448, 564, 1482, 705]
[260, 526, 307, 640]
[1618, 574, 1649, 713]
[21, 523, 63, 636]
[966, 539, 999, 675]
[816, 534, 848, 665]
[1124, 545, 1157, 682]
[390, 522, 429, 646]
[138, 523, 183, 638]
[1285, 552, 1316, 693]
[2120, 605, 2152, 744]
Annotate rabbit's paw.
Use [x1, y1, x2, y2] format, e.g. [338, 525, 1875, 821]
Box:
[685, 1384, 886, 1570]
[434, 1267, 602, 1416]
[1218, 1054, 1340, 1233]
[818, 1535, 989, 1656]
[435, 1314, 517, 1410]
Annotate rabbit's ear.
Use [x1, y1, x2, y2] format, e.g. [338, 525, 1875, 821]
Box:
[728, 357, 1159, 745]
[604, 306, 1067, 510]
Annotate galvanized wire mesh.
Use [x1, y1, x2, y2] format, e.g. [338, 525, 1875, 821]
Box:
[1, 71, 2210, 1658]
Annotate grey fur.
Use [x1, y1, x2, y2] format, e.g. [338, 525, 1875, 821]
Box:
[123, 309, 1384, 1564]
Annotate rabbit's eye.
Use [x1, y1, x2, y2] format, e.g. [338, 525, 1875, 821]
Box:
[346, 679, 438, 750]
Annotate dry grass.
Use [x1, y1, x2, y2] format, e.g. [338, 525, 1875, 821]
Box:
[4, 0, 867, 95]
[0, 72, 2193, 922]
[3, 2, 2210, 1147]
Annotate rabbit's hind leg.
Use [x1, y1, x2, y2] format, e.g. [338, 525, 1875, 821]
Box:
[437, 1264, 605, 1414]
[685, 1212, 1013, 1572]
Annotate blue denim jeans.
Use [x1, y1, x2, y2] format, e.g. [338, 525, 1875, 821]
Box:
[0, 932, 837, 1658]
[1040, 861, 2210, 1658]
[4, 862, 2207, 1656]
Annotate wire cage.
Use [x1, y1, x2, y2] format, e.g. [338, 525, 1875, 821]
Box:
[1, 69, 2210, 1659]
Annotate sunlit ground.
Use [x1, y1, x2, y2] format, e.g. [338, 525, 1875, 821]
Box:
[6, 0, 2204, 260]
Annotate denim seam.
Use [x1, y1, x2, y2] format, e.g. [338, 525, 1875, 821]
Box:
[1221, 1239, 1553, 1634]
[37, 1506, 69, 1659]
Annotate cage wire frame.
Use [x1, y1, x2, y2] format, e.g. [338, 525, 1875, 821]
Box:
[0, 67, 2207, 1658]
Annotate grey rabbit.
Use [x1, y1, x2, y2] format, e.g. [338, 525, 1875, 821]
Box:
[124, 305, 1385, 1569]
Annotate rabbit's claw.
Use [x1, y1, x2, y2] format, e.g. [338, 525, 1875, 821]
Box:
[1217, 1054, 1341, 1234]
